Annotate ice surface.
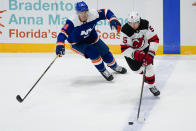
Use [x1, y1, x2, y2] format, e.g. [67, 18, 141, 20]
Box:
[0, 53, 196, 131]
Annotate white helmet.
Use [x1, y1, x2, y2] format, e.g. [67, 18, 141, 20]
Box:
[128, 11, 141, 23]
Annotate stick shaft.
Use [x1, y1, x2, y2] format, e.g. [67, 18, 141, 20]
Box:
[137, 65, 146, 120]
[22, 55, 58, 101]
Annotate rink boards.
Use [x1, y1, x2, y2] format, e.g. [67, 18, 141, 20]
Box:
[1, 43, 196, 55]
[0, 0, 196, 54]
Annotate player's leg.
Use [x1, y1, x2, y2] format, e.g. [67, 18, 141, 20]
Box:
[71, 44, 113, 81]
[94, 39, 127, 74]
[124, 56, 160, 96]
[85, 45, 114, 81]
[144, 64, 160, 96]
[143, 47, 160, 96]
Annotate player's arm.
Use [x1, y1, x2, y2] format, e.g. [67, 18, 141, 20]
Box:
[56, 19, 74, 56]
[146, 25, 159, 56]
[143, 25, 159, 65]
[97, 9, 121, 33]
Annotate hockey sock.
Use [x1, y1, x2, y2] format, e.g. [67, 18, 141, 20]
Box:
[144, 75, 155, 88]
[85, 45, 106, 72]
[102, 51, 117, 69]
[92, 57, 106, 72]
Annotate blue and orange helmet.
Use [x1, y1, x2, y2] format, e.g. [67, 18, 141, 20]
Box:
[75, 1, 89, 12]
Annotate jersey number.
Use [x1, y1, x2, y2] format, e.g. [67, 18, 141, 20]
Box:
[123, 37, 127, 43]
[149, 26, 154, 32]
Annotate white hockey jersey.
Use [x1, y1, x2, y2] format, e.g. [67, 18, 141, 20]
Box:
[120, 19, 159, 59]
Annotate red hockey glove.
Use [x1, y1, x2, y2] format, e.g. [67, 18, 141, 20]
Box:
[134, 50, 145, 62]
[144, 50, 155, 65]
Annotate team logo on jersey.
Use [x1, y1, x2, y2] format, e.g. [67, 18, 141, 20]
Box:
[131, 35, 144, 49]
[81, 27, 93, 38]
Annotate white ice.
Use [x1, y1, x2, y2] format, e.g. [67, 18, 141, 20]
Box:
[0, 53, 196, 131]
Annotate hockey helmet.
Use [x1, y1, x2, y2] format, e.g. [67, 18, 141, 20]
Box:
[75, 1, 89, 12]
[128, 11, 141, 23]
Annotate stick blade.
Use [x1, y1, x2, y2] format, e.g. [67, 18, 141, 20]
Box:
[16, 95, 23, 103]
[137, 117, 145, 123]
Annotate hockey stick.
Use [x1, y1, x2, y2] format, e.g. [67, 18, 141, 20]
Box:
[129, 65, 147, 125]
[16, 55, 59, 103]
[137, 65, 147, 120]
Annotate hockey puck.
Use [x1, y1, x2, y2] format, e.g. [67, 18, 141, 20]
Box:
[128, 122, 134, 125]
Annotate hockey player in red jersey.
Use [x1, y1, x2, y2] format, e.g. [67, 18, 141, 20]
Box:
[120, 11, 160, 96]
[56, 1, 127, 81]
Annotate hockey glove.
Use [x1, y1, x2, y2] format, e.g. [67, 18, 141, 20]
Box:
[56, 45, 65, 57]
[144, 50, 155, 65]
[134, 50, 145, 62]
[110, 20, 121, 33]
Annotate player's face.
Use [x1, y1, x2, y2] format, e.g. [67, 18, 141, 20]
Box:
[78, 11, 88, 22]
[129, 22, 140, 30]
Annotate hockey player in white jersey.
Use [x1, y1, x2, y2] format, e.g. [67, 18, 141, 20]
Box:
[120, 11, 160, 96]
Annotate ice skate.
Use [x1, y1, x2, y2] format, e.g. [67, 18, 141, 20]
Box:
[112, 65, 127, 74]
[100, 69, 114, 81]
[149, 86, 160, 96]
